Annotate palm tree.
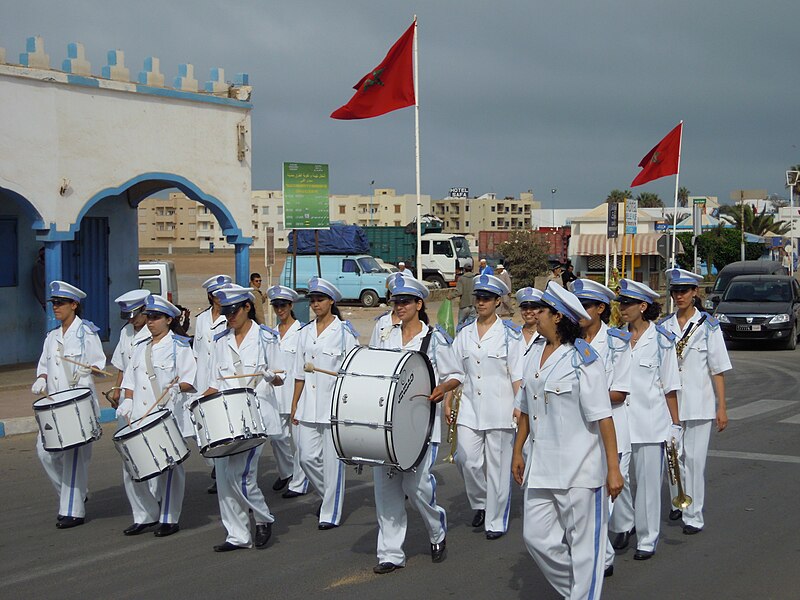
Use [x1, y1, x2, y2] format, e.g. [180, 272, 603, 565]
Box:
[635, 192, 663, 208]
[677, 186, 690, 208]
[606, 189, 632, 204]
[718, 204, 790, 236]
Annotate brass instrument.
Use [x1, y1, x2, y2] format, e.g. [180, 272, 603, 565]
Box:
[665, 439, 692, 509]
[444, 387, 462, 463]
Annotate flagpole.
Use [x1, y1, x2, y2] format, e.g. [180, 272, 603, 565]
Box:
[413, 16, 422, 281]
[669, 120, 684, 269]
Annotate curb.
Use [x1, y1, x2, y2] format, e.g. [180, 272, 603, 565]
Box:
[0, 407, 118, 439]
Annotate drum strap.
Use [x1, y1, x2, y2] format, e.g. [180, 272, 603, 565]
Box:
[419, 328, 434, 356]
[56, 339, 79, 388]
[144, 342, 163, 402]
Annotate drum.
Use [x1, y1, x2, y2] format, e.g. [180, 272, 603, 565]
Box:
[33, 387, 101, 451]
[189, 388, 267, 458]
[331, 346, 435, 471]
[113, 409, 190, 482]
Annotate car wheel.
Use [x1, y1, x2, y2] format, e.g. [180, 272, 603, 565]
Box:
[424, 275, 446, 289]
[360, 290, 380, 308]
[783, 325, 797, 350]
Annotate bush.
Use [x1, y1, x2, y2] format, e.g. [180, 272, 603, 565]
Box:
[676, 228, 762, 272]
[496, 232, 550, 289]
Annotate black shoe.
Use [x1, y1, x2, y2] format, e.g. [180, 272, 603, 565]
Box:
[373, 562, 403, 574]
[282, 489, 305, 499]
[682, 525, 702, 535]
[56, 516, 85, 529]
[57, 514, 65, 522]
[633, 549, 654, 561]
[486, 531, 504, 540]
[207, 481, 217, 494]
[315, 503, 322, 518]
[154, 523, 180, 537]
[255, 523, 272, 547]
[272, 476, 291, 491]
[611, 529, 633, 550]
[669, 509, 682, 521]
[604, 565, 614, 578]
[124, 521, 157, 536]
[431, 539, 447, 563]
[318, 522, 338, 530]
[471, 509, 485, 528]
[214, 541, 246, 552]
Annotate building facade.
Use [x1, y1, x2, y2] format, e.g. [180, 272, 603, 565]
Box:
[430, 192, 541, 236]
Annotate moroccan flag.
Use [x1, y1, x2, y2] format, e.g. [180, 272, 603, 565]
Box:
[331, 22, 416, 120]
[630, 122, 683, 187]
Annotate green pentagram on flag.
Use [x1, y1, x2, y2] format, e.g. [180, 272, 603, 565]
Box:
[650, 151, 661, 165]
[362, 68, 385, 91]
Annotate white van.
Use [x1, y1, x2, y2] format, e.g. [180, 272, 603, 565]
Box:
[139, 260, 179, 305]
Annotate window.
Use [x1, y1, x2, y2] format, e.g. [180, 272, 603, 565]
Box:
[432, 240, 453, 258]
[421, 240, 430, 254]
[342, 259, 359, 273]
[339, 206, 346, 215]
[394, 220, 401, 226]
[278, 222, 283, 230]
[394, 205, 401, 213]
[139, 224, 146, 232]
[0, 218, 18, 287]
[277, 206, 283, 215]
[189, 224, 196, 232]
[262, 206, 270, 215]
[465, 221, 470, 227]
[491, 206, 496, 212]
[491, 221, 495, 227]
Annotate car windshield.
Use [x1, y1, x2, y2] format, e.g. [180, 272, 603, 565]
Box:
[712, 273, 734, 293]
[452, 236, 472, 259]
[723, 280, 792, 303]
[357, 257, 382, 273]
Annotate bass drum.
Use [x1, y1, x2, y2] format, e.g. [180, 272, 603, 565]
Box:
[331, 346, 434, 471]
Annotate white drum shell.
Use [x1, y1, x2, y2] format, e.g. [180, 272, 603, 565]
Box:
[189, 388, 267, 458]
[113, 409, 189, 482]
[33, 388, 101, 451]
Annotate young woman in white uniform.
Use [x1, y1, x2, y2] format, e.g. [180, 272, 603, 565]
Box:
[109, 290, 152, 412]
[512, 282, 623, 600]
[118, 295, 196, 537]
[611, 278, 682, 561]
[369, 272, 412, 347]
[31, 281, 106, 529]
[265, 285, 309, 499]
[662, 268, 731, 535]
[570, 278, 633, 577]
[370, 275, 464, 574]
[291, 277, 359, 529]
[516, 287, 543, 352]
[448, 274, 523, 539]
[202, 285, 283, 551]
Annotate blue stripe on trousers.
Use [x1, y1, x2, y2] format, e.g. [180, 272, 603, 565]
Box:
[242, 449, 257, 498]
[588, 487, 602, 600]
[427, 444, 447, 532]
[162, 469, 173, 523]
[67, 448, 79, 517]
[331, 461, 344, 522]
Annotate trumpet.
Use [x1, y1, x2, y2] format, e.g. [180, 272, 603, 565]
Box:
[444, 387, 462, 463]
[665, 439, 692, 509]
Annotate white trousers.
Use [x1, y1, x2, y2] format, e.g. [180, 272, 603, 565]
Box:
[614, 443, 664, 552]
[269, 416, 309, 494]
[455, 425, 514, 532]
[123, 464, 185, 525]
[604, 451, 631, 568]
[296, 422, 345, 525]
[215, 444, 274, 547]
[668, 419, 712, 529]
[523, 486, 607, 600]
[373, 443, 447, 566]
[36, 434, 91, 518]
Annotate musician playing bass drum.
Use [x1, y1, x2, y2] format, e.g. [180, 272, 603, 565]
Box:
[660, 268, 731, 535]
[371, 275, 464, 574]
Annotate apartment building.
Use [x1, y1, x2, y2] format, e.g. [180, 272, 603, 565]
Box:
[430, 191, 541, 236]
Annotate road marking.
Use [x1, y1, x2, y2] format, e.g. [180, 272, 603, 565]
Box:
[779, 413, 800, 424]
[708, 450, 800, 465]
[726, 399, 797, 420]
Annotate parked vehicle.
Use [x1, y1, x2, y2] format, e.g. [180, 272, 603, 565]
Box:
[139, 260, 179, 305]
[374, 258, 398, 274]
[704, 260, 787, 310]
[715, 275, 800, 349]
[280, 254, 388, 307]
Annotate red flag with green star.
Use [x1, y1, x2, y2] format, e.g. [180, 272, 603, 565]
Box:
[631, 122, 683, 187]
[331, 22, 415, 120]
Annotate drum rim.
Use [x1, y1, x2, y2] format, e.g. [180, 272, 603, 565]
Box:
[113, 408, 173, 441]
[200, 435, 266, 458]
[188, 387, 256, 409]
[40, 435, 101, 452]
[126, 450, 190, 483]
[32, 387, 93, 410]
[389, 350, 435, 471]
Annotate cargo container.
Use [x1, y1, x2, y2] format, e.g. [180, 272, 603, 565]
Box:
[478, 228, 570, 264]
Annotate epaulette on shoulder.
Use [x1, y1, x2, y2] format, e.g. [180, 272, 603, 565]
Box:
[213, 328, 231, 342]
[210, 319, 227, 331]
[173, 335, 191, 347]
[134, 336, 151, 346]
[343, 320, 360, 339]
[655, 324, 676, 342]
[434, 324, 454, 345]
[608, 327, 632, 343]
[374, 310, 391, 321]
[701, 312, 719, 328]
[81, 320, 100, 333]
[574, 338, 599, 364]
[657, 313, 675, 327]
[259, 324, 279, 337]
[456, 316, 475, 332]
[502, 319, 522, 338]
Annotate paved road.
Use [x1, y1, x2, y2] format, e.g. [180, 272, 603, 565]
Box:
[1, 347, 799, 599]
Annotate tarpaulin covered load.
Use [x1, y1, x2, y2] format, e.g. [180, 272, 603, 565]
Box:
[287, 223, 371, 255]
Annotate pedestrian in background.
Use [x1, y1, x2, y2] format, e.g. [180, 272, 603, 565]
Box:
[250, 272, 266, 325]
[495, 264, 514, 316]
[454, 262, 476, 324]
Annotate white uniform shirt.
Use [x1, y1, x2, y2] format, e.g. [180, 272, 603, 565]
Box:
[378, 323, 464, 444]
[193, 308, 227, 393]
[452, 317, 524, 430]
[517, 342, 611, 489]
[293, 316, 358, 425]
[120, 332, 196, 422]
[662, 309, 732, 421]
[111, 323, 152, 373]
[267, 320, 303, 415]
[36, 317, 106, 398]
[369, 311, 397, 347]
[626, 323, 682, 444]
[590, 323, 632, 453]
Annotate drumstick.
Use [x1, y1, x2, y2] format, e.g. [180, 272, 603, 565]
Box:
[139, 377, 180, 423]
[303, 362, 339, 377]
[60, 356, 114, 377]
[218, 370, 285, 381]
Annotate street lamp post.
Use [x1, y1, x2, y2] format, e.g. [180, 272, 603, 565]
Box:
[786, 171, 800, 275]
[550, 188, 557, 229]
[369, 180, 375, 226]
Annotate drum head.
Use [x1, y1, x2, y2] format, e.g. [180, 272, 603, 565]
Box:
[390, 351, 435, 471]
[114, 409, 170, 440]
[33, 387, 92, 409]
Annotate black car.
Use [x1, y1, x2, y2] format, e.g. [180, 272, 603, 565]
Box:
[715, 275, 800, 349]
[703, 260, 787, 311]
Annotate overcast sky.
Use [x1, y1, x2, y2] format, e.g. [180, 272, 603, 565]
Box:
[4, 1, 799, 208]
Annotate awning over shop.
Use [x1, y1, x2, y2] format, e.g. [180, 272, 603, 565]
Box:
[571, 233, 683, 256]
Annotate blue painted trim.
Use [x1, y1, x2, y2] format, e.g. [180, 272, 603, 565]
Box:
[99, 407, 117, 423]
[66, 74, 100, 88]
[0, 186, 44, 225]
[135, 84, 252, 108]
[0, 422, 5, 437]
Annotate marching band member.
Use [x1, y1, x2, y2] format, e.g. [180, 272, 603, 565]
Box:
[31, 281, 106, 529]
[193, 274, 232, 494]
[570, 278, 633, 577]
[371, 275, 464, 574]
[370, 272, 409, 347]
[448, 274, 524, 539]
[118, 295, 196, 537]
[662, 268, 731, 535]
[265, 285, 309, 499]
[109, 290, 152, 411]
[291, 278, 359, 530]
[516, 287, 544, 350]
[610, 279, 681, 561]
[202, 285, 283, 551]
[511, 282, 623, 600]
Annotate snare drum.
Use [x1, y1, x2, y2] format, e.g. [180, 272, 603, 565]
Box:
[189, 388, 267, 458]
[331, 346, 435, 471]
[33, 387, 101, 451]
[113, 409, 190, 482]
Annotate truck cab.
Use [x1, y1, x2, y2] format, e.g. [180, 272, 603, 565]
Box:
[420, 233, 473, 288]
